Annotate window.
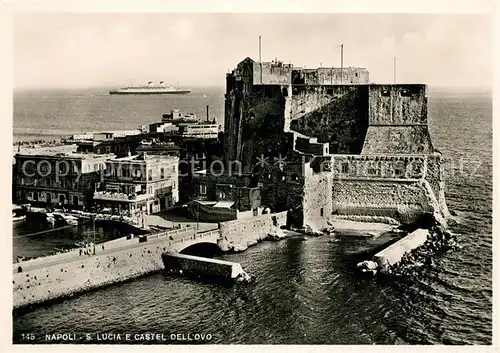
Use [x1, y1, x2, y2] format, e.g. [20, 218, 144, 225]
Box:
[148, 169, 152, 181]
[161, 168, 165, 179]
[341, 162, 349, 174]
[148, 186, 153, 194]
[326, 88, 334, 95]
[172, 165, 176, 172]
[320, 208, 324, 217]
[381, 89, 390, 97]
[400, 89, 412, 97]
[279, 173, 286, 181]
[263, 173, 272, 180]
[219, 191, 225, 199]
[368, 167, 377, 176]
[200, 184, 207, 195]
[291, 174, 299, 182]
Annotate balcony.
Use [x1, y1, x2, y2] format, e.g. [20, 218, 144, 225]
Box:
[93, 191, 150, 202]
[104, 175, 146, 183]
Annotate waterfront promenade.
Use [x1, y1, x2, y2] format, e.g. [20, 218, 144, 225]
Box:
[13, 226, 220, 275]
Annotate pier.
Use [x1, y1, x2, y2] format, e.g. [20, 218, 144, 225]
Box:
[162, 253, 251, 282]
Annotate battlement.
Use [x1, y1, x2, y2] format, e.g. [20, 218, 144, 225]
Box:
[368, 84, 427, 125]
[292, 67, 370, 85]
[228, 57, 370, 86]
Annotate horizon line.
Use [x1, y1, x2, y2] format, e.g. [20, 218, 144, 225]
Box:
[13, 84, 492, 92]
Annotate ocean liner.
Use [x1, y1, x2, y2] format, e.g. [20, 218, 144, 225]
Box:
[109, 81, 191, 95]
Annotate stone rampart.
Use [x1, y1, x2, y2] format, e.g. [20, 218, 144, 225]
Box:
[13, 227, 219, 310]
[218, 212, 287, 252]
[303, 163, 333, 231]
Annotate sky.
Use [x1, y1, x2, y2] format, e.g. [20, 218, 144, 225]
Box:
[14, 13, 493, 89]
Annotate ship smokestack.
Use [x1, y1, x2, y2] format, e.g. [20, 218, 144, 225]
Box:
[206, 105, 209, 122]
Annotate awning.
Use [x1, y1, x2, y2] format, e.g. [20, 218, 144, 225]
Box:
[213, 201, 235, 209]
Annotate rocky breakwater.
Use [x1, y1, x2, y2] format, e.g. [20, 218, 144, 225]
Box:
[356, 212, 459, 276]
[390, 220, 459, 277]
[217, 211, 288, 252]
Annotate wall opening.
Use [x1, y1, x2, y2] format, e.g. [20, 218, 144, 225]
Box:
[320, 208, 324, 217]
[400, 89, 412, 97]
[179, 242, 222, 257]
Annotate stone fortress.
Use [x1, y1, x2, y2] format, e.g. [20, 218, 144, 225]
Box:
[213, 57, 450, 231]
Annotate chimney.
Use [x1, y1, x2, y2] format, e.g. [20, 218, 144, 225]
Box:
[206, 105, 209, 122]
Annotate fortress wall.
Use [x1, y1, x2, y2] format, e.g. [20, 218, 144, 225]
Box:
[327, 155, 426, 180]
[289, 85, 369, 154]
[256, 157, 304, 212]
[362, 85, 434, 154]
[362, 126, 434, 154]
[294, 68, 370, 85]
[253, 62, 293, 85]
[303, 164, 333, 230]
[218, 212, 287, 252]
[425, 154, 450, 218]
[368, 85, 427, 125]
[331, 180, 434, 223]
[302, 154, 441, 225]
[13, 231, 207, 309]
[225, 81, 291, 173]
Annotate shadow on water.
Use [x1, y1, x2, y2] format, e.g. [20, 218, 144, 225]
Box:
[335, 231, 405, 267]
[160, 272, 237, 288]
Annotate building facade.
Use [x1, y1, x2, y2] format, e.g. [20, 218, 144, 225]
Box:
[13, 149, 112, 210]
[93, 153, 179, 216]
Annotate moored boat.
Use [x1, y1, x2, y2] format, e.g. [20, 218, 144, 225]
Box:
[12, 213, 26, 222]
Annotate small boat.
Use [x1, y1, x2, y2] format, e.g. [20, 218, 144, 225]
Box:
[12, 213, 26, 222]
[46, 215, 56, 224]
[62, 215, 79, 226]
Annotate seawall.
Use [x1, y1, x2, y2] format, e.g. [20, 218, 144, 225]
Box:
[13, 227, 220, 310]
[218, 211, 288, 252]
[13, 212, 287, 309]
